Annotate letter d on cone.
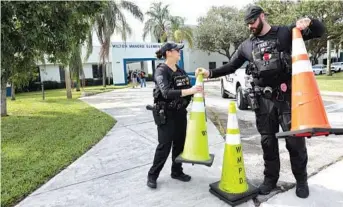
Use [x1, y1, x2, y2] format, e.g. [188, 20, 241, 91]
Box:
[276, 28, 343, 138]
[175, 70, 214, 167]
[209, 102, 258, 206]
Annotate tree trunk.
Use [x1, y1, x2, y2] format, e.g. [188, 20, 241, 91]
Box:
[41, 82, 45, 100]
[107, 63, 111, 85]
[327, 39, 332, 76]
[102, 63, 106, 88]
[64, 66, 72, 99]
[81, 69, 86, 89]
[76, 79, 80, 91]
[11, 82, 16, 101]
[76, 71, 80, 92]
[1, 80, 8, 116]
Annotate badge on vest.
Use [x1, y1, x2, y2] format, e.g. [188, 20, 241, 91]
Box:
[280, 83, 287, 92]
[175, 76, 188, 87]
[263, 53, 271, 61]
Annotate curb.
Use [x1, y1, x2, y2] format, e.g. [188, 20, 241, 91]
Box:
[320, 91, 343, 98]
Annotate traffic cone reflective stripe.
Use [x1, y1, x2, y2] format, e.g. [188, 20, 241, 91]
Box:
[209, 101, 258, 205]
[226, 103, 240, 141]
[190, 100, 205, 112]
[276, 27, 343, 138]
[175, 71, 214, 167]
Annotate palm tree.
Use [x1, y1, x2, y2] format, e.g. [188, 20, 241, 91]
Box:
[85, 0, 144, 88]
[142, 2, 170, 43]
[69, 43, 83, 91]
[168, 16, 194, 48]
[143, 2, 194, 47]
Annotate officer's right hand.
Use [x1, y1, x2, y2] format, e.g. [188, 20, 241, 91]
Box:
[195, 68, 210, 78]
[191, 85, 203, 94]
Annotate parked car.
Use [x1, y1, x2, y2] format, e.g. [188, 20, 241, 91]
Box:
[312, 64, 326, 75]
[220, 61, 252, 110]
[331, 62, 343, 72]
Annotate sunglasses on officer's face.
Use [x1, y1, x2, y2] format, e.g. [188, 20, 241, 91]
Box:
[246, 17, 258, 25]
[170, 49, 180, 53]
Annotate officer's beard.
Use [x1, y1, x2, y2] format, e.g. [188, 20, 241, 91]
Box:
[250, 17, 264, 36]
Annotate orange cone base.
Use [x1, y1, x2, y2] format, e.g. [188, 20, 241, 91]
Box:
[209, 181, 258, 206]
[175, 154, 215, 167]
[276, 127, 343, 139]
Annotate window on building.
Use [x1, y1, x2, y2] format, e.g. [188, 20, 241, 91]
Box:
[223, 62, 228, 65]
[59, 65, 65, 81]
[209, 62, 216, 69]
[34, 66, 41, 82]
[92, 64, 103, 79]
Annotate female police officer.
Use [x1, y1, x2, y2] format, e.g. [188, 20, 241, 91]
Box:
[147, 42, 203, 189]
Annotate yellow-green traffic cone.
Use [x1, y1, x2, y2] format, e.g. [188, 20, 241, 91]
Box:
[209, 101, 258, 205]
[175, 71, 214, 167]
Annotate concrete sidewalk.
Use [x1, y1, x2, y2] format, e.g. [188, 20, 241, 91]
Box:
[261, 160, 343, 207]
[16, 83, 255, 207]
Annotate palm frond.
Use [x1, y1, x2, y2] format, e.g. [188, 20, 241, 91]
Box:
[120, 0, 144, 22]
[84, 29, 93, 62]
[143, 2, 171, 42]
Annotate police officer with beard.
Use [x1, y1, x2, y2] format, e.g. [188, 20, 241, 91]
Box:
[196, 5, 325, 198]
[147, 42, 203, 189]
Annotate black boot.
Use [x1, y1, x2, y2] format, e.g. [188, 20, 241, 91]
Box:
[171, 172, 191, 182]
[147, 176, 157, 189]
[259, 180, 277, 195]
[296, 181, 309, 198]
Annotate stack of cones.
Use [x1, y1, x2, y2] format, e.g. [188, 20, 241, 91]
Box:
[209, 101, 258, 206]
[276, 28, 343, 138]
[175, 70, 214, 167]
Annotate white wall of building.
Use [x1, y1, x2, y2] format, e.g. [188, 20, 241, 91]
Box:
[82, 64, 93, 79]
[111, 42, 162, 84]
[183, 48, 229, 73]
[317, 49, 342, 64]
[38, 45, 113, 83]
[39, 65, 61, 82]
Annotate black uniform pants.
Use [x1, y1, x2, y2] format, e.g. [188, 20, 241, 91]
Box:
[255, 91, 308, 184]
[148, 108, 187, 180]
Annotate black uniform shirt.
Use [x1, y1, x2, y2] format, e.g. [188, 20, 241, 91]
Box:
[210, 19, 325, 87]
[154, 63, 190, 102]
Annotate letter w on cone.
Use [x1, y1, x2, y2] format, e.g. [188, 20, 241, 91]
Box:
[276, 27, 343, 138]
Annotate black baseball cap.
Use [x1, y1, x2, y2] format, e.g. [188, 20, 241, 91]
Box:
[244, 5, 266, 24]
[160, 42, 184, 54]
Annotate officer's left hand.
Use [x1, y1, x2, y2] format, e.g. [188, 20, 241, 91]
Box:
[195, 68, 209, 78]
[296, 17, 311, 30]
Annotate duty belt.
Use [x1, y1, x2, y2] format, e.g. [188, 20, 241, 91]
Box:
[255, 82, 290, 101]
[156, 100, 187, 111]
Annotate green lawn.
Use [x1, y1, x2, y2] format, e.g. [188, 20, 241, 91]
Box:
[316, 72, 343, 92]
[1, 86, 124, 207]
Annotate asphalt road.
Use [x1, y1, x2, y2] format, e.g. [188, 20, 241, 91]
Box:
[203, 81, 343, 203]
[204, 81, 343, 138]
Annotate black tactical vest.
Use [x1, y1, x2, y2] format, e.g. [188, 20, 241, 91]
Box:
[251, 27, 284, 79]
[154, 64, 192, 109]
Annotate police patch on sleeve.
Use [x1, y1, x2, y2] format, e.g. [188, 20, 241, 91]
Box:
[156, 75, 164, 88]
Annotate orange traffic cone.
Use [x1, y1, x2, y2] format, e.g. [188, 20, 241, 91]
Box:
[276, 28, 343, 138]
